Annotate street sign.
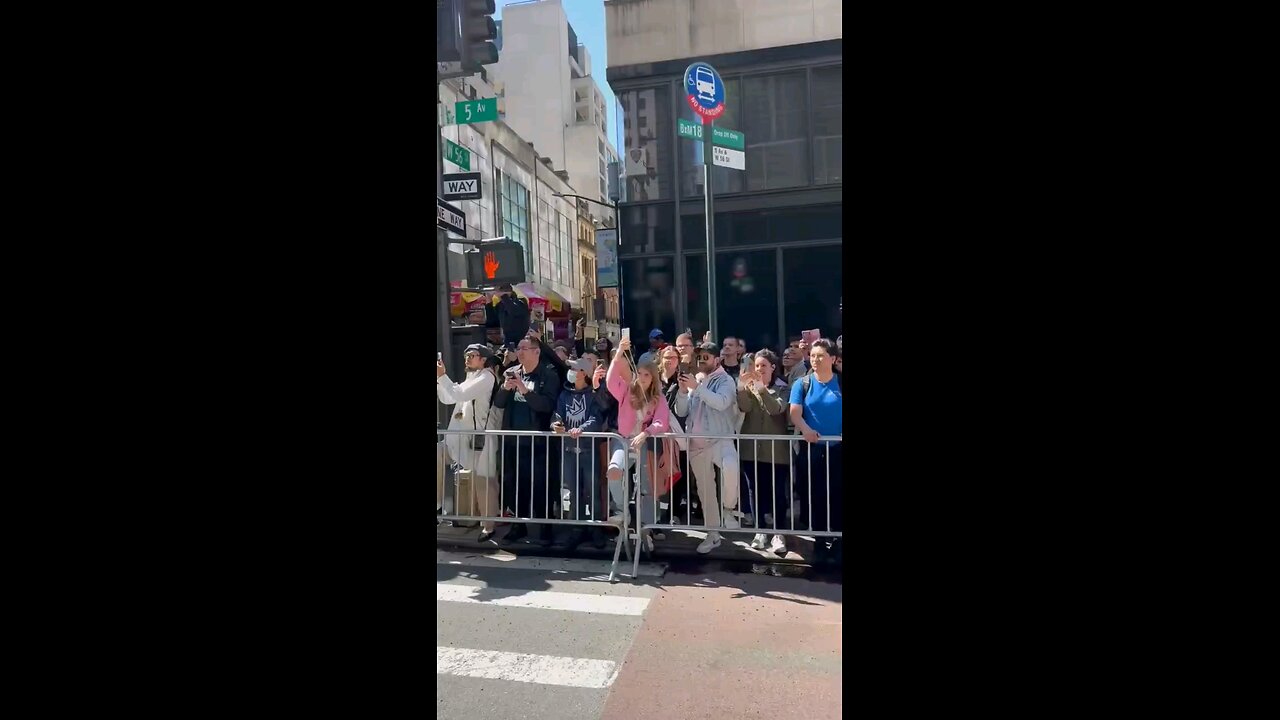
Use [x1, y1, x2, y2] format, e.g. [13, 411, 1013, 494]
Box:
[712, 146, 745, 171]
[445, 139, 471, 170]
[455, 98, 497, 125]
[677, 118, 745, 150]
[437, 197, 467, 236]
[466, 241, 526, 286]
[442, 172, 482, 201]
[683, 62, 725, 122]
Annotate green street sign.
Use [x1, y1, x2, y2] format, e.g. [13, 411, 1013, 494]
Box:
[445, 139, 471, 171]
[455, 98, 498, 125]
[711, 126, 744, 151]
[677, 118, 745, 151]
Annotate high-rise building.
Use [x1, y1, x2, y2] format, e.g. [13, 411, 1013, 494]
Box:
[493, 0, 619, 223]
[606, 0, 842, 352]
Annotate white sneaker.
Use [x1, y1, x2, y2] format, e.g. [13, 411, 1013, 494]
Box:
[696, 533, 722, 554]
[751, 533, 767, 550]
[770, 535, 787, 556]
[608, 513, 625, 526]
[723, 513, 741, 530]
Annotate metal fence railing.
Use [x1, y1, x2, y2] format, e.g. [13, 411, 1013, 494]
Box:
[627, 431, 843, 581]
[436, 428, 640, 582]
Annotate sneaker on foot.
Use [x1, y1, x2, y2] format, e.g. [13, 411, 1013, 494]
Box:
[608, 513, 624, 526]
[750, 533, 767, 550]
[696, 533, 722, 554]
[770, 535, 787, 556]
[723, 513, 741, 530]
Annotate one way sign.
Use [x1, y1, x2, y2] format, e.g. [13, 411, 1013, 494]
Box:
[442, 172, 483, 201]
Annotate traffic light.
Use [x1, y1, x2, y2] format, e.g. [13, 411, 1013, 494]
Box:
[459, 0, 498, 71]
[437, 0, 461, 64]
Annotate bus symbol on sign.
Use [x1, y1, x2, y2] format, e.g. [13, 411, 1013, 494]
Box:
[695, 67, 716, 101]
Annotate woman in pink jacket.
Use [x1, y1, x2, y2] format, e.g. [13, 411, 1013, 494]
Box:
[607, 335, 669, 553]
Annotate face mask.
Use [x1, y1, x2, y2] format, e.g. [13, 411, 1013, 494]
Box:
[567, 370, 579, 384]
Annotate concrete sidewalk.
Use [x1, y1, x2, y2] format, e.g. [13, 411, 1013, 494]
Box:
[435, 522, 832, 563]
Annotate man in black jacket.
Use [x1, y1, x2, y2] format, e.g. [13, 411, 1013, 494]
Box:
[493, 336, 560, 545]
[496, 285, 531, 345]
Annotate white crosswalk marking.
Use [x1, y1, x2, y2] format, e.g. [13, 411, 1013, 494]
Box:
[436, 647, 618, 688]
[436, 582, 651, 615]
[436, 551, 661, 714]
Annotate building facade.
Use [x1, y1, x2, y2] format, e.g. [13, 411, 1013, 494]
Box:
[438, 72, 580, 307]
[606, 0, 842, 351]
[495, 0, 620, 224]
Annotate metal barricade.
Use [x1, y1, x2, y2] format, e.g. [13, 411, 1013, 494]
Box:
[632, 431, 843, 580]
[436, 427, 640, 582]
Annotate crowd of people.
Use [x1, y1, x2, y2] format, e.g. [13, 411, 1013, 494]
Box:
[436, 313, 844, 564]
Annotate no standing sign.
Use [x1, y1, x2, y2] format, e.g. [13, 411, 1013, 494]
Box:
[684, 62, 725, 123]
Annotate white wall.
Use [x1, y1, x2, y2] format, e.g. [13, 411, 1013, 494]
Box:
[494, 0, 573, 170]
[606, 0, 842, 67]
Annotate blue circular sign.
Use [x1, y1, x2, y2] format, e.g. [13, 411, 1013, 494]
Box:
[684, 62, 725, 120]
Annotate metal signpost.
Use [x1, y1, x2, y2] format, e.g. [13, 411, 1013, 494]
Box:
[683, 62, 728, 341]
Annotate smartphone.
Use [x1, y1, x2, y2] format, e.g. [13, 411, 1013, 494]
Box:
[504, 367, 520, 378]
[801, 329, 820, 344]
[437, 352, 442, 362]
[621, 327, 631, 342]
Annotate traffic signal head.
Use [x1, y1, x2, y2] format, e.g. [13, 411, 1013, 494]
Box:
[460, 0, 498, 70]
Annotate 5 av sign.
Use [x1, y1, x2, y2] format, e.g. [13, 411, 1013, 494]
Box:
[442, 172, 482, 201]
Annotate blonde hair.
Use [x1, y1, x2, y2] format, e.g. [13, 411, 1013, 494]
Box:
[629, 360, 662, 411]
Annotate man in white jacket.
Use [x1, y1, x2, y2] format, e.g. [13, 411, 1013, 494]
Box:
[436, 344, 500, 541]
[675, 341, 742, 554]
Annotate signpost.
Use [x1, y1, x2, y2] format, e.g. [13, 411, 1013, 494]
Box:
[677, 118, 744, 150]
[684, 61, 727, 340]
[442, 171, 482, 200]
[455, 98, 498, 125]
[437, 197, 467, 236]
[444, 139, 471, 170]
[711, 145, 745, 170]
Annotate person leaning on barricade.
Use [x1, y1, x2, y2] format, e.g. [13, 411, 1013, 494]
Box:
[675, 341, 743, 554]
[656, 344, 688, 530]
[736, 348, 791, 556]
[549, 357, 604, 550]
[493, 337, 560, 547]
[436, 344, 502, 541]
[789, 338, 844, 565]
[606, 335, 670, 555]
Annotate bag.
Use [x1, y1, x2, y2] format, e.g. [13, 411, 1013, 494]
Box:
[470, 372, 498, 451]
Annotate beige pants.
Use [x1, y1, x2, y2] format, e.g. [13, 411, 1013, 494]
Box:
[437, 443, 499, 532]
[688, 439, 740, 532]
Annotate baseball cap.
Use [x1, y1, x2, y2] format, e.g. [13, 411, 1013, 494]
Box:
[464, 344, 493, 359]
[649, 328, 664, 340]
[696, 341, 719, 357]
[568, 358, 594, 373]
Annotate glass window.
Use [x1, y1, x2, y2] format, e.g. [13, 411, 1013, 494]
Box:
[620, 256, 676, 338]
[619, 203, 674, 255]
[681, 77, 744, 197]
[618, 86, 673, 201]
[743, 72, 808, 190]
[498, 171, 531, 259]
[685, 251, 779, 351]
[783, 245, 843, 346]
[812, 66, 842, 185]
[681, 205, 840, 248]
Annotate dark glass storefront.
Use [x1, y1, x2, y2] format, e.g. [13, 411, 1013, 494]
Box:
[611, 42, 842, 354]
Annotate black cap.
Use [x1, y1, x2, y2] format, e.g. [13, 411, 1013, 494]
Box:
[463, 343, 493, 359]
[696, 341, 719, 357]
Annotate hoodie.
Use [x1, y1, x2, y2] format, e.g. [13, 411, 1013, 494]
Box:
[552, 382, 604, 434]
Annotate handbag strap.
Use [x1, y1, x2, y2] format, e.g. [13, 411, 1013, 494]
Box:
[472, 374, 493, 433]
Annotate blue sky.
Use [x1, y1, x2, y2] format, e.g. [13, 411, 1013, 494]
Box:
[496, 0, 619, 151]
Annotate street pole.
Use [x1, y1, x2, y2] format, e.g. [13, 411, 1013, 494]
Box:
[436, 73, 454, 429]
[703, 121, 717, 342]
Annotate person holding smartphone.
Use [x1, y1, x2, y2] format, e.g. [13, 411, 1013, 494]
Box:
[436, 345, 500, 541]
[550, 357, 604, 549]
[493, 337, 561, 547]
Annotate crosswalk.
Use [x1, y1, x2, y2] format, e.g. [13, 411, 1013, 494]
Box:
[436, 550, 665, 720]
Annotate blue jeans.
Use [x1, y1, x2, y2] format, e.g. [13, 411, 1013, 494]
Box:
[559, 437, 598, 521]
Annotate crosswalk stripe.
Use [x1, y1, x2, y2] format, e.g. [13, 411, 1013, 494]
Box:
[436, 583, 650, 616]
[437, 646, 618, 689]
[436, 549, 667, 578]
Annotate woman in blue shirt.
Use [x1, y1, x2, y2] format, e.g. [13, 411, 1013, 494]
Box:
[789, 338, 843, 565]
